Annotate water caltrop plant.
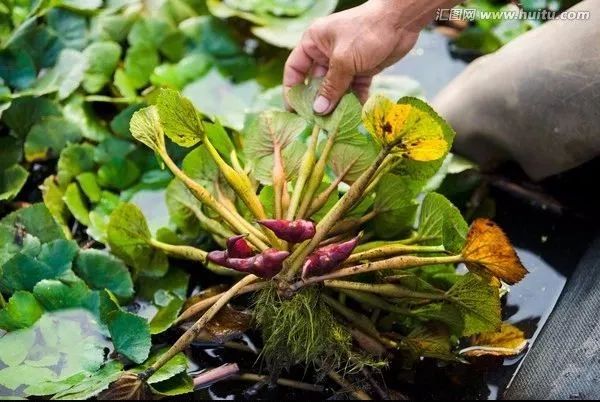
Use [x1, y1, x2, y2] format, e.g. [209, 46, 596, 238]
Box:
[104, 80, 528, 395]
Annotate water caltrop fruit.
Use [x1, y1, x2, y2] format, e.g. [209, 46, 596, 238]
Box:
[301, 235, 360, 279]
[226, 234, 255, 258]
[258, 219, 316, 243]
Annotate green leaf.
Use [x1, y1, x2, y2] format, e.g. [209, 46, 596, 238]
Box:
[106, 310, 151, 364]
[155, 88, 204, 147]
[0, 48, 36, 90]
[150, 54, 212, 90]
[63, 94, 110, 141]
[181, 145, 234, 200]
[0, 365, 56, 391]
[373, 174, 421, 239]
[33, 48, 87, 99]
[47, 8, 88, 50]
[74, 250, 134, 300]
[418, 192, 468, 254]
[76, 172, 101, 203]
[63, 182, 91, 226]
[56, 143, 95, 186]
[137, 266, 189, 302]
[411, 303, 464, 337]
[149, 372, 194, 396]
[329, 131, 379, 184]
[165, 179, 203, 238]
[33, 279, 99, 313]
[124, 41, 159, 89]
[59, 0, 102, 11]
[110, 103, 145, 138]
[133, 347, 187, 384]
[2, 96, 61, 138]
[129, 105, 166, 154]
[0, 136, 22, 170]
[24, 116, 83, 162]
[27, 360, 123, 399]
[446, 273, 501, 336]
[287, 78, 361, 135]
[113, 67, 137, 99]
[0, 326, 36, 366]
[0, 291, 44, 331]
[97, 158, 141, 191]
[0, 164, 28, 201]
[183, 68, 261, 131]
[149, 295, 184, 335]
[0, 223, 41, 267]
[37, 239, 79, 274]
[41, 176, 70, 232]
[1, 203, 65, 243]
[402, 325, 457, 362]
[107, 203, 168, 277]
[94, 137, 136, 164]
[82, 41, 122, 93]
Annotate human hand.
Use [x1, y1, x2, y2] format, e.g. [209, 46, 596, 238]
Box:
[284, 0, 437, 115]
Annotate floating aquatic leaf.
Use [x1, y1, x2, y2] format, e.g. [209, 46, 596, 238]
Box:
[373, 174, 420, 239]
[462, 218, 528, 285]
[1, 204, 65, 243]
[402, 325, 458, 362]
[107, 203, 168, 277]
[24, 116, 83, 162]
[83, 41, 122, 93]
[56, 143, 95, 186]
[123, 41, 159, 89]
[1, 96, 61, 138]
[0, 291, 44, 331]
[132, 347, 188, 384]
[74, 250, 134, 299]
[329, 131, 379, 184]
[97, 158, 141, 191]
[33, 279, 99, 313]
[76, 172, 101, 203]
[0, 164, 28, 201]
[63, 182, 91, 226]
[149, 295, 184, 335]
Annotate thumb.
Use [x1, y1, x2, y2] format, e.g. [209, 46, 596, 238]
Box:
[313, 58, 353, 115]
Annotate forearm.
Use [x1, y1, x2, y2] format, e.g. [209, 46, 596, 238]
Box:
[376, 0, 464, 29]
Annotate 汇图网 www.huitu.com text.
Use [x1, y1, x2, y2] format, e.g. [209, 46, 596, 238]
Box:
[436, 8, 591, 22]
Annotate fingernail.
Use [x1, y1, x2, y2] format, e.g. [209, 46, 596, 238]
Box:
[313, 95, 330, 114]
[312, 65, 327, 77]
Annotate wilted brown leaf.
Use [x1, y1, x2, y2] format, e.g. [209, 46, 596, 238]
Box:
[183, 305, 252, 343]
[98, 372, 152, 400]
[462, 219, 528, 285]
[460, 323, 528, 357]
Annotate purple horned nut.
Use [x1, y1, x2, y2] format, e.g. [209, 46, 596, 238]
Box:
[250, 249, 290, 279]
[223, 256, 255, 273]
[301, 235, 360, 279]
[258, 219, 316, 243]
[207, 250, 229, 266]
[226, 235, 255, 258]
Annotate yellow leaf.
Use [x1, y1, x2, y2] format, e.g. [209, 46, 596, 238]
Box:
[462, 219, 528, 285]
[460, 323, 528, 357]
[362, 95, 449, 162]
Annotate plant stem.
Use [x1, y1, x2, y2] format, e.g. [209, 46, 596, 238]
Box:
[174, 281, 268, 325]
[329, 210, 378, 236]
[325, 280, 447, 301]
[280, 148, 390, 281]
[234, 373, 325, 393]
[306, 156, 359, 217]
[296, 129, 337, 219]
[339, 289, 411, 315]
[323, 294, 397, 348]
[361, 155, 395, 197]
[193, 364, 240, 389]
[142, 275, 259, 381]
[290, 254, 463, 291]
[272, 143, 285, 220]
[346, 244, 445, 264]
[84, 95, 138, 104]
[160, 150, 269, 250]
[286, 124, 321, 220]
[189, 204, 234, 240]
[0, 292, 5, 309]
[149, 239, 207, 262]
[204, 137, 264, 220]
[327, 370, 372, 400]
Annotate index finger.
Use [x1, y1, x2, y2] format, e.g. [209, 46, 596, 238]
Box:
[283, 44, 313, 108]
